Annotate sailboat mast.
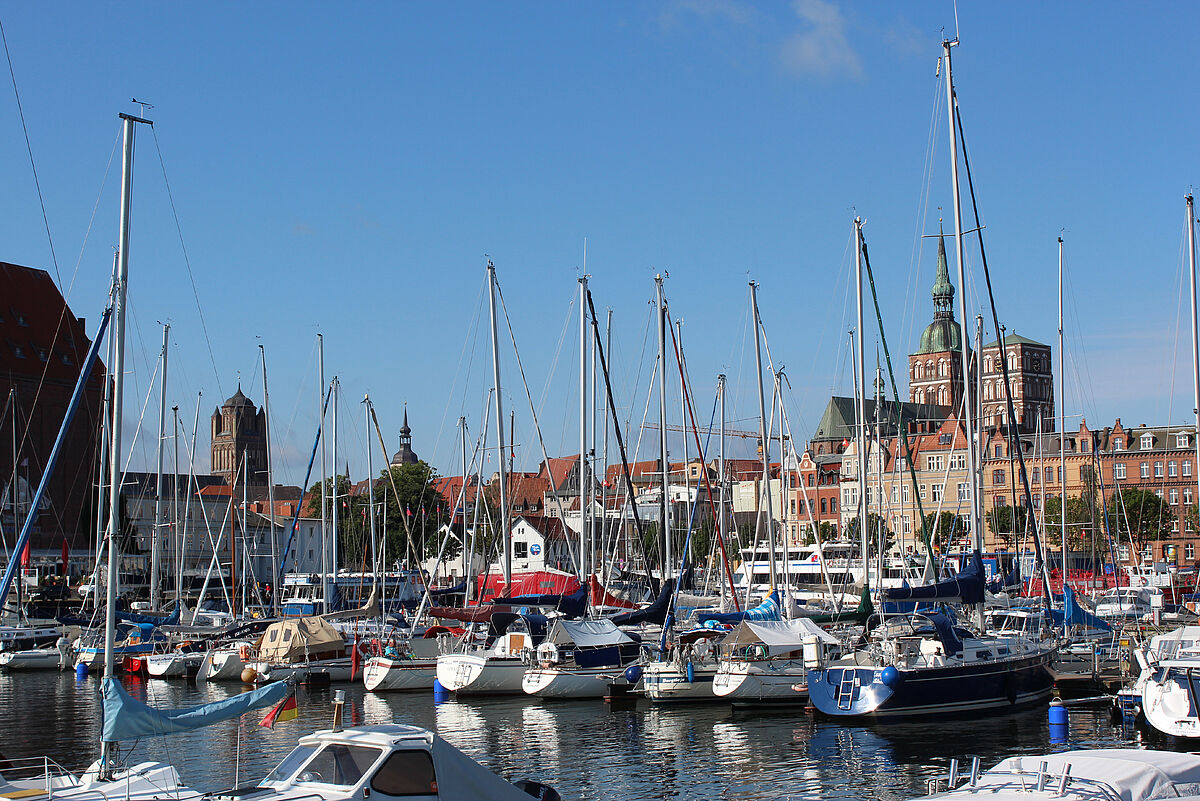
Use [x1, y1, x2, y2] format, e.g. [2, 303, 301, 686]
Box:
[717, 373, 727, 604]
[172, 405, 181, 605]
[458, 415, 469, 602]
[943, 38, 983, 626]
[258, 344, 278, 614]
[1058, 236, 1067, 588]
[750, 281, 776, 588]
[578, 276, 589, 583]
[151, 323, 169, 608]
[318, 334, 329, 606]
[365, 396, 377, 585]
[1188, 195, 1199, 577]
[487, 261, 511, 588]
[103, 112, 147, 771]
[854, 218, 868, 589]
[330, 377, 340, 601]
[656, 275, 671, 581]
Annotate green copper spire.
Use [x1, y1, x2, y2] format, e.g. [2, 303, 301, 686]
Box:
[913, 223, 962, 354]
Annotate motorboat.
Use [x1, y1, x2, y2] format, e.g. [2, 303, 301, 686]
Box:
[641, 629, 723, 703]
[0, 638, 70, 670]
[522, 619, 640, 699]
[916, 748, 1200, 800]
[712, 618, 842, 704]
[226, 723, 558, 801]
[1094, 586, 1162, 622]
[244, 617, 356, 683]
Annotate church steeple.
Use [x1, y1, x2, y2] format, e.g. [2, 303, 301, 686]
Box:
[931, 223, 955, 321]
[390, 403, 418, 466]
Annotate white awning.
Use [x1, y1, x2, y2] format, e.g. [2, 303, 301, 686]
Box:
[548, 619, 635, 647]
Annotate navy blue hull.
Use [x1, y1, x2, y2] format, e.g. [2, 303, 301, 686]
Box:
[808, 650, 1055, 719]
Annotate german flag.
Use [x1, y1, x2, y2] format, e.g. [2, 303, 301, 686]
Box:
[261, 694, 299, 728]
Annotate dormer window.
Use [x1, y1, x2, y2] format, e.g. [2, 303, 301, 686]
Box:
[1113, 437, 1124, 451]
[1141, 433, 1154, 450]
[1177, 433, 1189, 449]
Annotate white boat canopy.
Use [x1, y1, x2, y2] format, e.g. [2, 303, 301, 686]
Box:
[546, 619, 634, 647]
[721, 618, 838, 657]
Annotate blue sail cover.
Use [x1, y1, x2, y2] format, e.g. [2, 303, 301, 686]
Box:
[884, 550, 985, 606]
[610, 579, 675, 626]
[697, 590, 781, 625]
[1048, 584, 1112, 632]
[102, 677, 290, 742]
[117, 606, 181, 626]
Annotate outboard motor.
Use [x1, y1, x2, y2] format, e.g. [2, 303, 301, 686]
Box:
[514, 780, 561, 801]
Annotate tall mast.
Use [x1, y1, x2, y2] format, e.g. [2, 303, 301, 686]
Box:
[330, 377, 340, 590]
[318, 334, 329, 607]
[656, 275, 671, 580]
[259, 344, 278, 614]
[103, 111, 148, 772]
[854, 218, 868, 589]
[1188, 195, 1199, 576]
[487, 261, 511, 588]
[151, 322, 169, 608]
[458, 416, 469, 601]
[1058, 236, 1068, 588]
[578, 276, 589, 582]
[943, 38, 983, 627]
[750, 281, 777, 588]
[601, 309, 612, 582]
[678, 319, 690, 554]
[365, 395, 377, 585]
[172, 405, 181, 606]
[717, 374, 727, 604]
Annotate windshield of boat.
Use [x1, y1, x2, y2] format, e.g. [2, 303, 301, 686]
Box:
[271, 744, 383, 788]
[260, 744, 318, 786]
[370, 750, 438, 796]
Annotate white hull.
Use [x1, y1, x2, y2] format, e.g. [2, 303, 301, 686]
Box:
[196, 648, 247, 682]
[436, 654, 527, 695]
[1143, 670, 1200, 738]
[363, 657, 438, 691]
[145, 653, 202, 678]
[642, 661, 719, 703]
[248, 658, 354, 683]
[713, 661, 808, 702]
[522, 666, 623, 698]
[0, 648, 63, 670]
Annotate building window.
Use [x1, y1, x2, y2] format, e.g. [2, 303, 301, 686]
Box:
[1170, 461, 1179, 477]
[995, 494, 1008, 507]
[1170, 488, 1179, 505]
[1178, 433, 1190, 448]
[1186, 461, 1193, 478]
[1081, 439, 1089, 452]
[514, 541, 528, 559]
[1113, 463, 1126, 481]
[1143, 546, 1153, 562]
[1118, 545, 1129, 562]
[992, 469, 1006, 486]
[902, 485, 911, 502]
[1113, 436, 1124, 451]
[1155, 462, 1164, 478]
[950, 454, 966, 470]
[1141, 433, 1154, 449]
[891, 486, 898, 504]
[919, 484, 927, 501]
[1189, 543, 1197, 561]
[994, 445, 1003, 458]
[1155, 489, 1164, 499]
[1186, 488, 1194, 506]
[927, 455, 945, 472]
[1032, 467, 1041, 483]
[831, 497, 837, 513]
[820, 498, 827, 515]
[931, 484, 944, 502]
[1141, 462, 1150, 479]
[958, 482, 970, 501]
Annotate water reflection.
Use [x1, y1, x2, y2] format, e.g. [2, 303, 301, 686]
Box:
[0, 672, 1167, 800]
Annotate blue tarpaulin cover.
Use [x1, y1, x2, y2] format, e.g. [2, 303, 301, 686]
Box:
[610, 579, 675, 626]
[1048, 584, 1112, 632]
[102, 677, 290, 742]
[884, 551, 985, 606]
[696, 590, 781, 625]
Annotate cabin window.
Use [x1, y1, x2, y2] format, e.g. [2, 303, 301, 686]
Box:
[262, 744, 319, 785]
[371, 750, 438, 796]
[296, 744, 380, 787]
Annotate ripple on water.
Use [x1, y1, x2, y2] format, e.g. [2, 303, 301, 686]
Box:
[0, 672, 1165, 799]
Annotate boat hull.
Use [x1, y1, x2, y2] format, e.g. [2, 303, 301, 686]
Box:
[808, 651, 1055, 719]
[522, 666, 626, 698]
[363, 657, 438, 691]
[195, 647, 247, 682]
[713, 661, 809, 702]
[436, 654, 526, 695]
[0, 648, 63, 670]
[642, 660, 718, 703]
[145, 653, 203, 678]
[1143, 669, 1200, 738]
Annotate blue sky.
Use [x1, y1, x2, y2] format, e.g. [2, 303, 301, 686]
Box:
[1, 2, 1198, 485]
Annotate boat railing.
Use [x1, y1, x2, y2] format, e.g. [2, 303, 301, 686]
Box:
[925, 757, 1122, 800]
[0, 754, 77, 797]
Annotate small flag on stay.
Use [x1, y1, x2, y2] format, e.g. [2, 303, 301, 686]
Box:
[261, 694, 298, 728]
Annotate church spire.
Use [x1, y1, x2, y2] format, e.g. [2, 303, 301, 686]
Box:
[931, 221, 955, 321]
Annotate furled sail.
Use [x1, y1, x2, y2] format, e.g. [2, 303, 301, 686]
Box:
[697, 590, 781, 625]
[102, 677, 290, 741]
[884, 550, 985, 606]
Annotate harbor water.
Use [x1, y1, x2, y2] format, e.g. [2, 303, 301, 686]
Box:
[0, 671, 1164, 800]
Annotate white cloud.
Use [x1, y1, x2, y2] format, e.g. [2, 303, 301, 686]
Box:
[779, 0, 863, 79]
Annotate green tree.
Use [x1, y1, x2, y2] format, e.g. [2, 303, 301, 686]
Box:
[843, 513, 893, 556]
[1044, 495, 1097, 552]
[985, 504, 1028, 548]
[374, 461, 452, 563]
[921, 511, 960, 550]
[1110, 487, 1174, 557]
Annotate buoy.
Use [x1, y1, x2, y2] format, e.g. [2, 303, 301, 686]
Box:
[240, 667, 259, 684]
[685, 661, 695, 683]
[623, 664, 643, 683]
[1048, 699, 1069, 726]
[433, 678, 450, 703]
[75, 662, 88, 679]
[880, 666, 901, 688]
